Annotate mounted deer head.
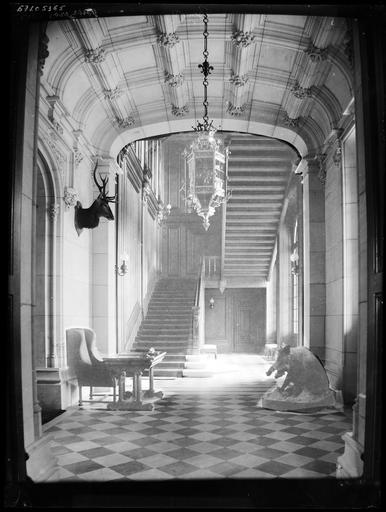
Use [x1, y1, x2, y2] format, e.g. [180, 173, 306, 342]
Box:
[74, 162, 116, 236]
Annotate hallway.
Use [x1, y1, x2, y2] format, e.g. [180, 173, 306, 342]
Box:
[45, 355, 351, 481]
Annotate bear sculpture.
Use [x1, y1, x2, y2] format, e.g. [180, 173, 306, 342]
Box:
[261, 344, 336, 411]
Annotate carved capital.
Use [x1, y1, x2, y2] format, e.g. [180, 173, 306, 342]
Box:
[171, 104, 189, 117]
[229, 72, 249, 87]
[84, 47, 105, 64]
[304, 44, 329, 63]
[157, 32, 180, 48]
[164, 71, 184, 87]
[231, 30, 255, 47]
[63, 187, 78, 209]
[309, 153, 327, 184]
[290, 81, 312, 100]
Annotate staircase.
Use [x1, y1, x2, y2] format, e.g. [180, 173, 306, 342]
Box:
[224, 134, 295, 279]
[132, 278, 196, 378]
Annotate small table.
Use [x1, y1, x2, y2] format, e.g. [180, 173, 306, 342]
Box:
[103, 350, 166, 411]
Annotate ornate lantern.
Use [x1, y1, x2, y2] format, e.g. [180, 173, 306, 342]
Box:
[183, 14, 230, 231]
[184, 133, 228, 230]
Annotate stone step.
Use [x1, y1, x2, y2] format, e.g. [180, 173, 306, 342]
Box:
[133, 347, 188, 354]
[153, 368, 184, 378]
[139, 328, 190, 334]
[136, 333, 189, 339]
[182, 369, 213, 378]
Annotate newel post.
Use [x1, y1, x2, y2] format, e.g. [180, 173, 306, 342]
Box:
[188, 305, 200, 355]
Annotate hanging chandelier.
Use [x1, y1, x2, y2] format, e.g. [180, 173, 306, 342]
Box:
[183, 14, 230, 231]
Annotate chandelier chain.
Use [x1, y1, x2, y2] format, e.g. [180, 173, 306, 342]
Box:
[193, 13, 216, 133]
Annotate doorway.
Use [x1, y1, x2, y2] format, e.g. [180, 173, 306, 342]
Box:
[205, 288, 266, 353]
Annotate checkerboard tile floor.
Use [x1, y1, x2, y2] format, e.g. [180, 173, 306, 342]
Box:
[45, 356, 352, 482]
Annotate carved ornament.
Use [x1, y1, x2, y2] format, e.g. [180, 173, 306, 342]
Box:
[304, 44, 328, 63]
[171, 104, 189, 117]
[291, 81, 312, 100]
[164, 72, 184, 87]
[231, 30, 255, 47]
[74, 148, 84, 167]
[226, 101, 248, 116]
[84, 47, 106, 64]
[229, 72, 249, 87]
[114, 116, 135, 128]
[47, 203, 60, 220]
[157, 32, 180, 48]
[104, 87, 123, 101]
[283, 112, 300, 127]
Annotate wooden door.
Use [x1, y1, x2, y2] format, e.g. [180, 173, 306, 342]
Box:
[234, 297, 259, 353]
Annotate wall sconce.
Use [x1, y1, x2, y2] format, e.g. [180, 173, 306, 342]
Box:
[209, 297, 215, 309]
[116, 252, 129, 276]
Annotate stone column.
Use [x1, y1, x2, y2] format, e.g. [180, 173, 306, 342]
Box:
[92, 157, 117, 355]
[302, 156, 326, 360]
[277, 224, 292, 344]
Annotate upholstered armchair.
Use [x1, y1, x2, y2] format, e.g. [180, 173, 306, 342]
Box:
[66, 327, 117, 406]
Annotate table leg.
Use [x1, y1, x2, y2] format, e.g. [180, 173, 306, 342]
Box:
[143, 366, 164, 399]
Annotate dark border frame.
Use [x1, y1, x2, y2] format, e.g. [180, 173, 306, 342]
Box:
[7, 1, 384, 508]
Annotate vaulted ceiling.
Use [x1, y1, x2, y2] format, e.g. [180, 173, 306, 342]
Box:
[42, 13, 353, 158]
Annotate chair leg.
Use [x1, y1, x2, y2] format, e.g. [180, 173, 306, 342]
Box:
[78, 385, 83, 406]
[89, 386, 93, 400]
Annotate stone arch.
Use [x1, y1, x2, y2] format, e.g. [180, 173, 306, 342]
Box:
[34, 146, 64, 369]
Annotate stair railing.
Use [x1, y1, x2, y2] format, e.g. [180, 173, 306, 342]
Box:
[189, 259, 205, 354]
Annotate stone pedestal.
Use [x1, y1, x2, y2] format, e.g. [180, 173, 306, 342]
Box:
[259, 387, 336, 412]
[36, 367, 78, 412]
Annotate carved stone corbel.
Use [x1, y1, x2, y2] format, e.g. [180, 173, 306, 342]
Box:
[63, 187, 78, 209]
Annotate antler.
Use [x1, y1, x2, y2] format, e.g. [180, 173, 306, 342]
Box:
[93, 161, 117, 202]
